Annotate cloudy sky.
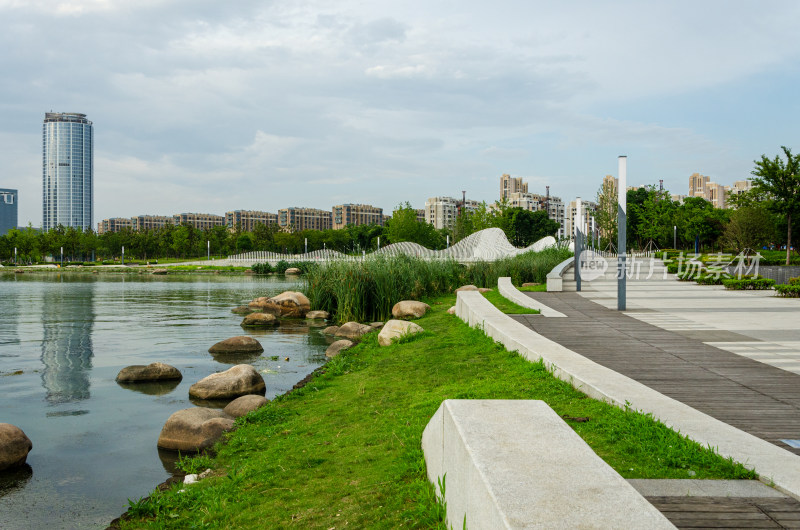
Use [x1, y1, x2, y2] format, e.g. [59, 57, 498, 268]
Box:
[3, 0, 800, 227]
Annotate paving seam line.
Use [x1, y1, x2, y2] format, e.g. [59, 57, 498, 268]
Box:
[455, 290, 800, 501]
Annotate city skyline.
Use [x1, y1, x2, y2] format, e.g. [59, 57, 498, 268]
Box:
[3, 2, 800, 226]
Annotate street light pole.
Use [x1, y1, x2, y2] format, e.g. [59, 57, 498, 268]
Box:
[60, 246, 63, 268]
[673, 226, 677, 249]
[121, 245, 124, 265]
[207, 240, 210, 260]
[617, 156, 627, 311]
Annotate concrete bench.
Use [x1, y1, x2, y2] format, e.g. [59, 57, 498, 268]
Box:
[497, 277, 566, 317]
[545, 257, 574, 292]
[422, 399, 674, 529]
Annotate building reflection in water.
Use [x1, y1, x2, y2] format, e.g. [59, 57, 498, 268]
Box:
[40, 280, 95, 404]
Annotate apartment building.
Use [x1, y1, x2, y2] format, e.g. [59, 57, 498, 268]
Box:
[132, 215, 173, 231]
[500, 173, 528, 201]
[172, 213, 225, 230]
[278, 207, 332, 232]
[688, 173, 734, 209]
[564, 199, 598, 242]
[226, 210, 278, 232]
[424, 196, 480, 230]
[97, 217, 133, 235]
[331, 204, 384, 230]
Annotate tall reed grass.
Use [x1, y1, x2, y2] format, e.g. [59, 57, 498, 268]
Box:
[305, 247, 571, 323]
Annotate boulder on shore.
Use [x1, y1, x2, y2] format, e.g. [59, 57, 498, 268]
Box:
[521, 282, 540, 287]
[151, 268, 168, 275]
[284, 267, 301, 275]
[208, 336, 264, 354]
[189, 364, 266, 400]
[231, 305, 253, 314]
[116, 362, 182, 383]
[391, 300, 430, 319]
[305, 310, 330, 320]
[455, 284, 479, 292]
[321, 325, 340, 336]
[326, 339, 354, 358]
[223, 395, 268, 418]
[241, 312, 279, 327]
[157, 408, 234, 452]
[447, 306, 456, 315]
[0, 424, 33, 471]
[265, 291, 311, 318]
[478, 288, 493, 293]
[335, 322, 373, 341]
[378, 320, 425, 346]
[369, 322, 384, 330]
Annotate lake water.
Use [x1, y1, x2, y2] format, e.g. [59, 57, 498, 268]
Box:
[0, 272, 330, 529]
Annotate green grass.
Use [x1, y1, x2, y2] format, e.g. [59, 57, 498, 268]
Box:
[518, 283, 547, 292]
[121, 295, 755, 529]
[481, 290, 539, 314]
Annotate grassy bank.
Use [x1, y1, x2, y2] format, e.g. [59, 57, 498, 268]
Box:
[121, 294, 754, 529]
[305, 248, 571, 323]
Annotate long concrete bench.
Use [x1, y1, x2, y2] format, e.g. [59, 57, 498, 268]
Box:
[422, 399, 674, 529]
[497, 277, 566, 317]
[545, 257, 574, 292]
[454, 290, 800, 501]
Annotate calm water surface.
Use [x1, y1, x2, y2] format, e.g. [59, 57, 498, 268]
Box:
[0, 272, 330, 529]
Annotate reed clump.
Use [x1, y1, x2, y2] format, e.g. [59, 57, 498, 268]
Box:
[305, 247, 571, 323]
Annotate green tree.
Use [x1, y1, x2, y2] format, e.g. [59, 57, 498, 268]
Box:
[507, 208, 559, 246]
[386, 203, 445, 249]
[751, 146, 800, 265]
[721, 204, 778, 252]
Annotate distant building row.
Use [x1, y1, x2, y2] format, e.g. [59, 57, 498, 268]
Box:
[684, 173, 752, 208]
[499, 174, 568, 238]
[98, 204, 386, 234]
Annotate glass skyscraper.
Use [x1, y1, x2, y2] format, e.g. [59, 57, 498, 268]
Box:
[42, 112, 93, 231]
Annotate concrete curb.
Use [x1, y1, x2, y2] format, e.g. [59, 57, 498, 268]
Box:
[422, 400, 675, 529]
[455, 290, 800, 501]
[497, 277, 566, 317]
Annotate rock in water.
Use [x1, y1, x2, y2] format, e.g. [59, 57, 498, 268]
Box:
[208, 336, 264, 354]
[116, 362, 182, 383]
[223, 395, 268, 418]
[378, 320, 424, 346]
[325, 339, 354, 358]
[266, 291, 311, 318]
[391, 300, 430, 319]
[284, 267, 301, 275]
[321, 325, 340, 335]
[157, 408, 234, 452]
[0, 424, 33, 471]
[335, 322, 373, 341]
[189, 364, 266, 400]
[231, 305, 253, 314]
[305, 310, 330, 320]
[247, 297, 282, 316]
[241, 313, 279, 327]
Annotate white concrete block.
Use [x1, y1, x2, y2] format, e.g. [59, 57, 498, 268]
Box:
[422, 400, 674, 529]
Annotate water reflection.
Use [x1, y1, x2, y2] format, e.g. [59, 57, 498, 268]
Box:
[0, 465, 33, 499]
[116, 380, 181, 396]
[40, 282, 95, 404]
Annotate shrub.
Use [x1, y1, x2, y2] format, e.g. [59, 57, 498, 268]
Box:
[251, 262, 273, 275]
[695, 273, 725, 286]
[775, 284, 800, 297]
[721, 278, 775, 290]
[788, 277, 800, 286]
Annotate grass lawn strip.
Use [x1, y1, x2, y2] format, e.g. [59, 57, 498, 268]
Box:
[481, 289, 539, 314]
[517, 283, 547, 292]
[122, 294, 755, 529]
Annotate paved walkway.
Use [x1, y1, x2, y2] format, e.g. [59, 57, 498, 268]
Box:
[515, 269, 800, 458]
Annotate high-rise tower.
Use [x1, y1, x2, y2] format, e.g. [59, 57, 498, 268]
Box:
[42, 112, 93, 231]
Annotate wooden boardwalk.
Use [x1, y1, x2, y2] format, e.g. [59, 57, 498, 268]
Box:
[648, 496, 800, 529]
[513, 292, 800, 457]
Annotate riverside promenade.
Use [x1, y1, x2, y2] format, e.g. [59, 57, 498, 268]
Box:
[517, 265, 800, 459]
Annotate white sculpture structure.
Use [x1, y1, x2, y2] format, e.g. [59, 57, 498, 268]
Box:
[228, 228, 563, 265]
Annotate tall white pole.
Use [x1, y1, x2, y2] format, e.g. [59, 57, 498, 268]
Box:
[575, 198, 582, 291]
[618, 156, 627, 311]
[207, 240, 210, 260]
